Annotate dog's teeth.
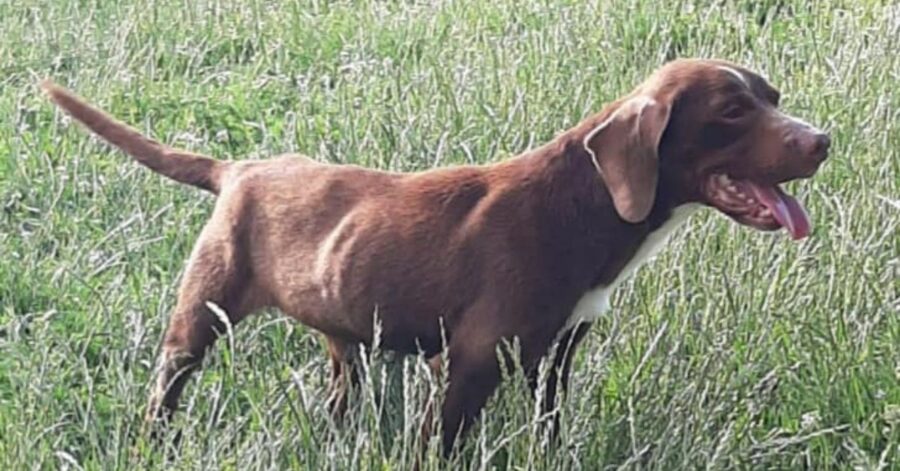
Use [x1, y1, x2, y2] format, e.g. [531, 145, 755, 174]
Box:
[727, 185, 738, 193]
[736, 192, 746, 198]
[717, 174, 730, 186]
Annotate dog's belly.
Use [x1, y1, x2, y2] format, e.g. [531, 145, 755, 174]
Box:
[564, 204, 698, 331]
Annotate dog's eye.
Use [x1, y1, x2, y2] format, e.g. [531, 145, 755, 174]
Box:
[719, 96, 755, 121]
[721, 104, 746, 120]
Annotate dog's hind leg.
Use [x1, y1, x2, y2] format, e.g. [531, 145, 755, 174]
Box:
[144, 215, 260, 432]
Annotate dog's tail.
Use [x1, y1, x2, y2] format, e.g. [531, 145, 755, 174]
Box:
[41, 80, 226, 194]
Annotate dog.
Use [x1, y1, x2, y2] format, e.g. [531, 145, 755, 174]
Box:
[42, 58, 830, 455]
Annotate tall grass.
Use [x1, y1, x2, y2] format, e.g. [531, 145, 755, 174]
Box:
[1, 0, 898, 469]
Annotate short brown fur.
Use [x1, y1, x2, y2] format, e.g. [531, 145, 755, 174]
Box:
[42, 58, 829, 455]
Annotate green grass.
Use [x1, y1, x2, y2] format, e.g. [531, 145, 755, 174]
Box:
[1, 0, 898, 469]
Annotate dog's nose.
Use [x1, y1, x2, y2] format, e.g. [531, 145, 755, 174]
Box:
[790, 130, 830, 163]
[810, 132, 831, 160]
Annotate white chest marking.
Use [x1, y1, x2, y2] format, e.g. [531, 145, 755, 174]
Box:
[564, 204, 699, 331]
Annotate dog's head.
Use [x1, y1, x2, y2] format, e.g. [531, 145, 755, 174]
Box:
[584, 59, 830, 239]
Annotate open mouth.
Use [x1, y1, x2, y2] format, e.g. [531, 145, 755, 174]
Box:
[704, 173, 811, 240]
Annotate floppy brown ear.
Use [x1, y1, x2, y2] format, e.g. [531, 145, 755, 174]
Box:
[583, 96, 672, 223]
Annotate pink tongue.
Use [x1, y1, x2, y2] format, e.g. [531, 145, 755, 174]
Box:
[748, 184, 811, 240]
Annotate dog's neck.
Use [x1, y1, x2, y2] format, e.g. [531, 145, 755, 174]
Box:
[498, 118, 690, 290]
[534, 119, 684, 230]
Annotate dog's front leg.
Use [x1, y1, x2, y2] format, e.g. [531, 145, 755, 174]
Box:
[324, 336, 359, 422]
[437, 335, 504, 456]
[527, 322, 591, 442]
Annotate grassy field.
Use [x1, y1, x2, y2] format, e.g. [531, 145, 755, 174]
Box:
[1, 0, 898, 469]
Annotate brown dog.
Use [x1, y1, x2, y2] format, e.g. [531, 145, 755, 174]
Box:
[42, 58, 829, 454]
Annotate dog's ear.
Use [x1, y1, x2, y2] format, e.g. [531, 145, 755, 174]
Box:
[584, 95, 671, 223]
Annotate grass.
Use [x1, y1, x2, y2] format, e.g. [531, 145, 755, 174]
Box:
[1, 0, 898, 469]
